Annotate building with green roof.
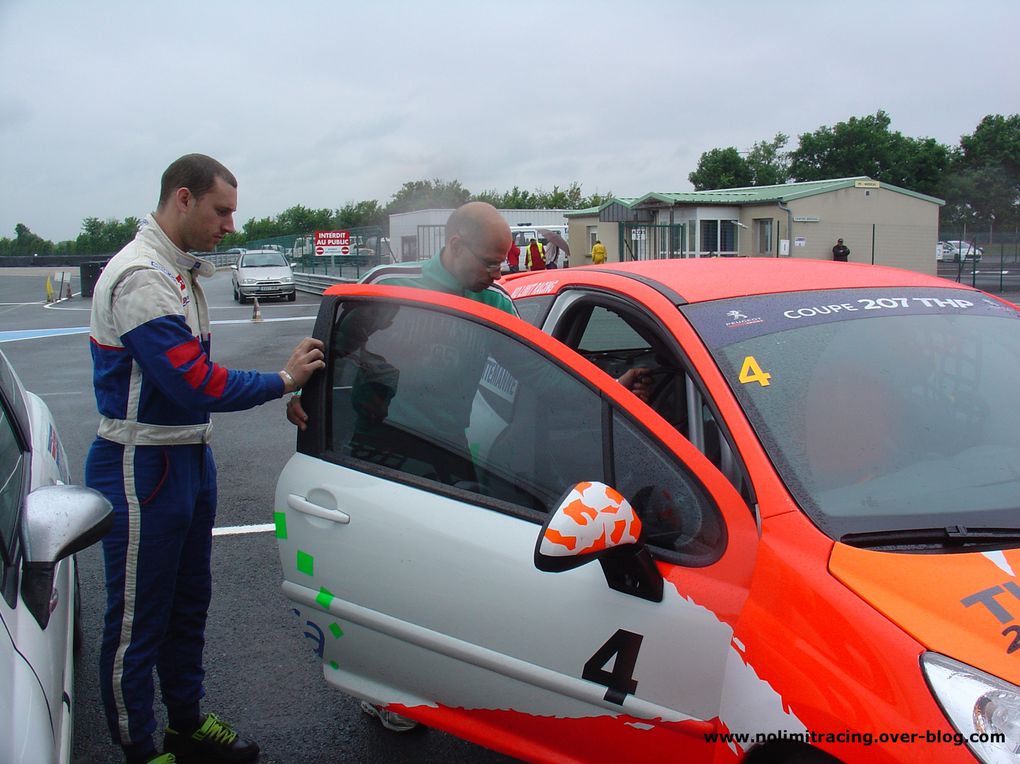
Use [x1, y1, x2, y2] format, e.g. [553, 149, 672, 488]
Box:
[565, 177, 944, 274]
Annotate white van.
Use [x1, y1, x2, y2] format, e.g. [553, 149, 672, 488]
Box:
[509, 224, 569, 268]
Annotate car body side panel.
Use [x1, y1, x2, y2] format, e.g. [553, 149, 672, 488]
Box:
[277, 455, 797, 762]
[0, 610, 58, 764]
[726, 511, 965, 763]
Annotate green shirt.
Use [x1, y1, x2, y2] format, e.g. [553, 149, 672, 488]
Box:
[362, 253, 518, 316]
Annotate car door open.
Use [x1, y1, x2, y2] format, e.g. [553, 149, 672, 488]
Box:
[276, 284, 770, 762]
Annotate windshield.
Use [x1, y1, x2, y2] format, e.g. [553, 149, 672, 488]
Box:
[683, 287, 1020, 540]
[241, 252, 288, 267]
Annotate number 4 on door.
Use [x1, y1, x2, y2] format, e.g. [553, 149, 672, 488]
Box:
[582, 629, 644, 704]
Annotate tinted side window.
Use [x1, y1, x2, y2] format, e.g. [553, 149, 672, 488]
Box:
[325, 302, 605, 514]
[0, 403, 24, 565]
[612, 412, 726, 566]
[514, 295, 554, 328]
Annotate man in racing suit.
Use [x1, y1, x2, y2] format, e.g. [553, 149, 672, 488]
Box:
[86, 153, 324, 764]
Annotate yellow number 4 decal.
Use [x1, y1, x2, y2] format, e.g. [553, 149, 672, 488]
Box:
[739, 356, 772, 387]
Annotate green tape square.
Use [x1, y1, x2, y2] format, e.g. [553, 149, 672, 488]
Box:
[316, 587, 335, 609]
[296, 550, 314, 576]
[274, 512, 288, 540]
[329, 622, 344, 639]
[329, 660, 339, 670]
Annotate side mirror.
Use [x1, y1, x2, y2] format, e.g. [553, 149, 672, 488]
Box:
[21, 485, 113, 630]
[230, 264, 238, 270]
[534, 482, 663, 602]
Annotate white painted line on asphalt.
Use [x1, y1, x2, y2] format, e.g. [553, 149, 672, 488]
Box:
[213, 316, 316, 325]
[43, 295, 79, 308]
[213, 523, 275, 537]
[0, 314, 317, 343]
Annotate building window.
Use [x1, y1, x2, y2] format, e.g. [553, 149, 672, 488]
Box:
[699, 220, 738, 255]
[755, 219, 773, 255]
[700, 220, 718, 253]
[720, 221, 737, 252]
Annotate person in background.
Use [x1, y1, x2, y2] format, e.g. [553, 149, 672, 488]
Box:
[591, 239, 607, 264]
[544, 239, 560, 269]
[832, 238, 850, 262]
[506, 236, 521, 273]
[527, 238, 546, 271]
[87, 153, 325, 764]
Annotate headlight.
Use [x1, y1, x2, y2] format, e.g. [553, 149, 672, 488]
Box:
[280, 276, 294, 284]
[922, 652, 1020, 762]
[241, 278, 257, 285]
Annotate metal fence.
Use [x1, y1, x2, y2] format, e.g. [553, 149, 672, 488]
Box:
[938, 226, 1020, 264]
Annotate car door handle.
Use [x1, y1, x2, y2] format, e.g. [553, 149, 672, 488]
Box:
[287, 494, 351, 525]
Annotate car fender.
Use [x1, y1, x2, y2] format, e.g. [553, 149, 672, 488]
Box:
[0, 610, 59, 764]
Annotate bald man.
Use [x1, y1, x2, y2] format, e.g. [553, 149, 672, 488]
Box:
[362, 200, 518, 309]
[286, 201, 517, 430]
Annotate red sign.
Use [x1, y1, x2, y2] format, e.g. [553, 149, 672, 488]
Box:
[315, 246, 325, 255]
[315, 230, 350, 247]
[340, 245, 350, 255]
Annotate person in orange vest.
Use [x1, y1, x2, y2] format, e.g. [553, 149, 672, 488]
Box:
[591, 239, 607, 264]
[526, 238, 546, 271]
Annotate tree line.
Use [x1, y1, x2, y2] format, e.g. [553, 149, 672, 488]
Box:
[3, 110, 1015, 256]
[0, 180, 614, 257]
[689, 111, 1018, 228]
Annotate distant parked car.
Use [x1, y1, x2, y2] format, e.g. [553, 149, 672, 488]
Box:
[231, 249, 296, 302]
[0, 349, 112, 763]
[938, 240, 983, 262]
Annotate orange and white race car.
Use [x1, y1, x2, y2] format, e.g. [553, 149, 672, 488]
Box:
[276, 258, 1020, 763]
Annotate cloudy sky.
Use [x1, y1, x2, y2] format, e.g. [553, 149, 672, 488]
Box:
[1, 0, 1017, 243]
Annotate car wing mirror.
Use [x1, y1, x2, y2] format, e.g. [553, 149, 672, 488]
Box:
[534, 482, 663, 602]
[21, 485, 113, 630]
[231, 264, 238, 270]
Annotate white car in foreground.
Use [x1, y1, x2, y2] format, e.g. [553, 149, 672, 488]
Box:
[0, 349, 112, 763]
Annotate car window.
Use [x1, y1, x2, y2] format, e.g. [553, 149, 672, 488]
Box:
[324, 301, 603, 514]
[577, 306, 651, 356]
[320, 299, 723, 562]
[551, 297, 752, 500]
[241, 252, 288, 267]
[0, 402, 24, 566]
[684, 287, 1020, 539]
[513, 295, 554, 328]
[612, 411, 725, 565]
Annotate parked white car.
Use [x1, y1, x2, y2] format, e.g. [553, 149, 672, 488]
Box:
[231, 249, 297, 303]
[0, 349, 112, 763]
[938, 240, 983, 262]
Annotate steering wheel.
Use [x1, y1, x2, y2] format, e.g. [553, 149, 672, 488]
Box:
[644, 366, 688, 431]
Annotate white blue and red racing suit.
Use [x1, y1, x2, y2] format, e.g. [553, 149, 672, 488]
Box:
[85, 214, 285, 749]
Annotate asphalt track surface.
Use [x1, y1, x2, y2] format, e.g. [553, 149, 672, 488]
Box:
[0, 268, 517, 764]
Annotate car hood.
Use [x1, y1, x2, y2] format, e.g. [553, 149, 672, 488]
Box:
[830, 543, 1020, 685]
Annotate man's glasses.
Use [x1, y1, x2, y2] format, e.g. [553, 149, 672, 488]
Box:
[458, 237, 504, 274]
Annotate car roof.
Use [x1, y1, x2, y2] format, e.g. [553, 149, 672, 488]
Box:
[506, 258, 966, 304]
